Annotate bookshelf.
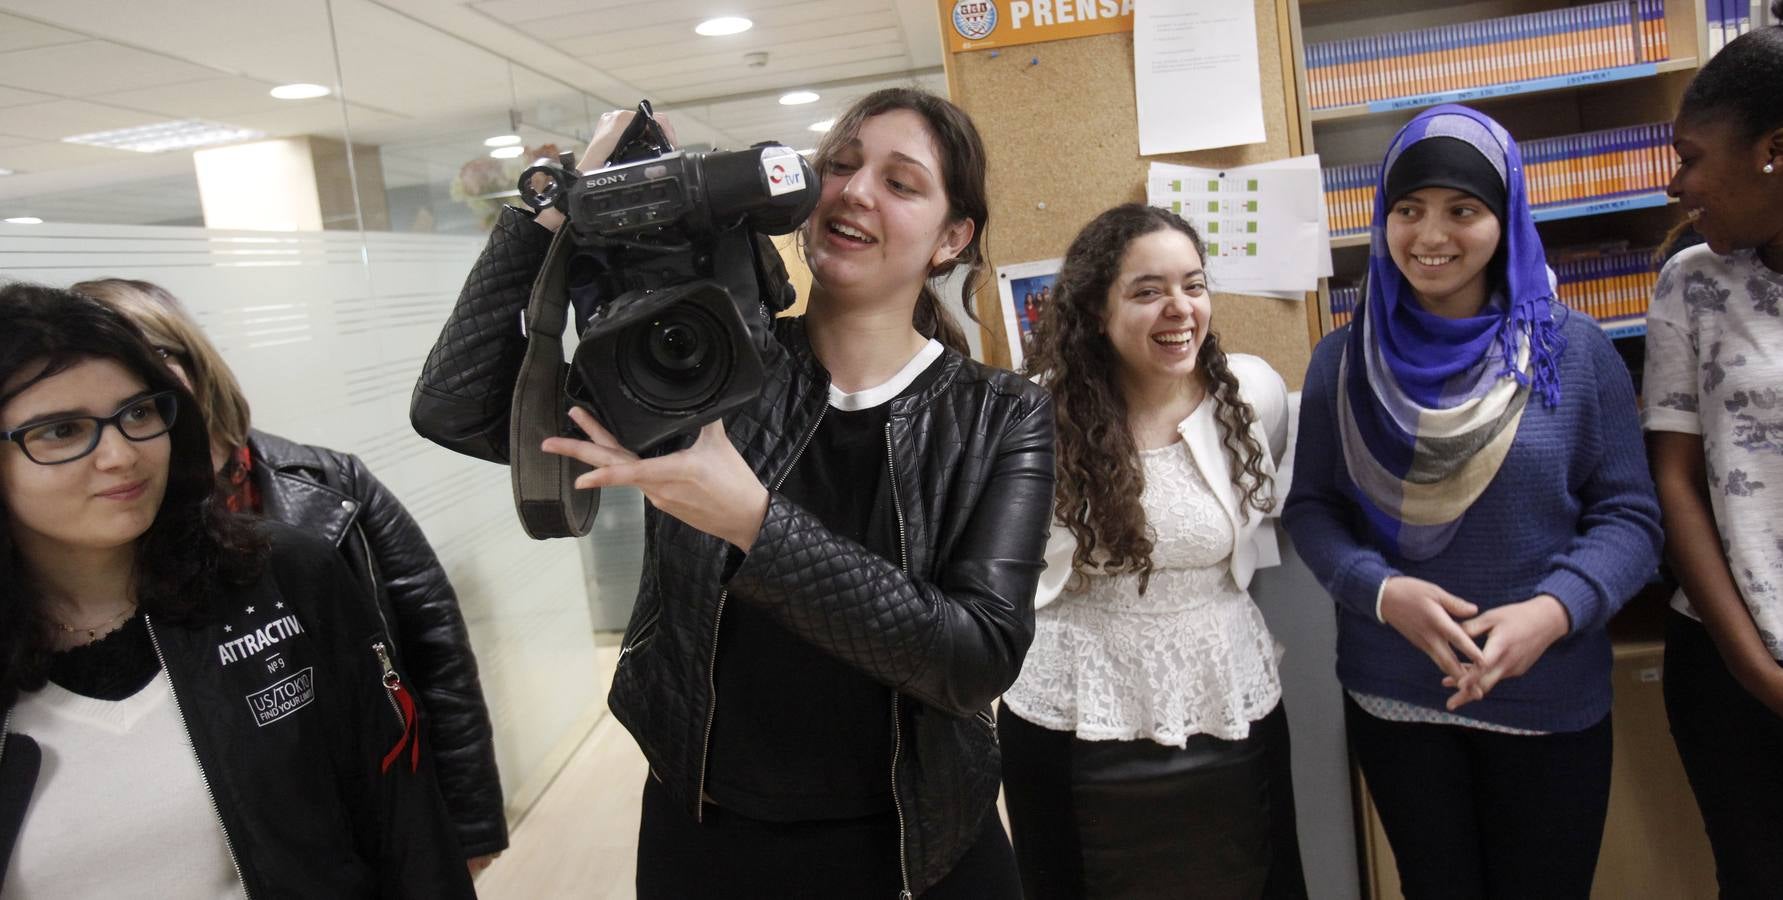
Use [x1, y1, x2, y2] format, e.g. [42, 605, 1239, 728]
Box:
[1290, 0, 1709, 338]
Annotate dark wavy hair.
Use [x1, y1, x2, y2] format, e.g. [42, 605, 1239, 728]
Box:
[0, 283, 265, 706]
[804, 87, 988, 355]
[1024, 204, 1272, 593]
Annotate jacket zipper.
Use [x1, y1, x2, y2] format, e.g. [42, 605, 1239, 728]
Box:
[372, 641, 407, 729]
[0, 709, 11, 773]
[354, 524, 400, 652]
[146, 615, 252, 899]
[884, 423, 913, 900]
[694, 404, 827, 824]
[617, 608, 661, 664]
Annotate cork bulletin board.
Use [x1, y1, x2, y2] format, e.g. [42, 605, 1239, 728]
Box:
[943, 0, 1319, 386]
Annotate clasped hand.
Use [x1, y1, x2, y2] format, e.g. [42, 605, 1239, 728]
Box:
[1377, 576, 1572, 712]
[542, 407, 770, 551]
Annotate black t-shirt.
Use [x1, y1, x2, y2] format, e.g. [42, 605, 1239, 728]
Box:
[704, 347, 944, 823]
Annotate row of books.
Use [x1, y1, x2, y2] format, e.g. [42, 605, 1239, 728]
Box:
[1326, 245, 1657, 331]
[1305, 0, 1670, 110]
[1321, 123, 1676, 236]
[1553, 245, 1658, 322]
[1709, 0, 1777, 54]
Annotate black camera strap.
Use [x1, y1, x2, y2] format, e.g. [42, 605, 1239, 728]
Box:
[508, 227, 600, 539]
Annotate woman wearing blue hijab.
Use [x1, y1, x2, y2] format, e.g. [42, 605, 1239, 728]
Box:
[1284, 105, 1662, 897]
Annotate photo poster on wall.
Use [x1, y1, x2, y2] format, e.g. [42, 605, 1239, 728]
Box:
[996, 257, 1064, 370]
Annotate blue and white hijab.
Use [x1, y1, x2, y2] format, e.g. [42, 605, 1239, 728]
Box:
[1337, 105, 1567, 561]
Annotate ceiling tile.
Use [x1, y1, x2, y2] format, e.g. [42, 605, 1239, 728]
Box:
[0, 12, 83, 52]
[557, 0, 888, 53]
[0, 40, 225, 97]
[0, 99, 172, 141]
[0, 84, 53, 108]
[94, 77, 290, 120]
[614, 27, 903, 83]
[0, 138, 138, 174]
[649, 45, 910, 95]
[557, 9, 899, 62]
[516, 0, 825, 42]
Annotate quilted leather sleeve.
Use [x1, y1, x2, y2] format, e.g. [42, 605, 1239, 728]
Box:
[338, 452, 508, 857]
[724, 392, 1057, 718]
[411, 206, 554, 463]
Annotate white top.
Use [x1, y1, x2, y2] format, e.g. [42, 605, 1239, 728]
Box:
[3, 672, 246, 900]
[828, 339, 944, 410]
[1003, 353, 1293, 745]
[1642, 245, 1783, 660]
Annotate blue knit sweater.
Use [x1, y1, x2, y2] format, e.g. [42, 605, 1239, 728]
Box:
[1283, 313, 1662, 732]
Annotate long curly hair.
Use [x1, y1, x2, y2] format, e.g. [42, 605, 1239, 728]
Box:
[0, 283, 266, 708]
[1024, 204, 1272, 593]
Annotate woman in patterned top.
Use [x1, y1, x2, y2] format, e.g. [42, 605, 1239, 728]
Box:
[1283, 105, 1661, 899]
[1643, 8, 1783, 896]
[1000, 203, 1305, 899]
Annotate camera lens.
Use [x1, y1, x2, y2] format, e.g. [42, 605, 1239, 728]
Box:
[649, 322, 706, 372]
[617, 304, 733, 414]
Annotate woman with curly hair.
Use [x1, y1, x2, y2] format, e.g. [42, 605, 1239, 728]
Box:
[999, 203, 1305, 899]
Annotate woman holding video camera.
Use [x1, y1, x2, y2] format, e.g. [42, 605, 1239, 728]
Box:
[412, 89, 1052, 898]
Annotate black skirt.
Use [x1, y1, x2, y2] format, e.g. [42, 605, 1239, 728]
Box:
[999, 703, 1307, 900]
[635, 774, 1021, 899]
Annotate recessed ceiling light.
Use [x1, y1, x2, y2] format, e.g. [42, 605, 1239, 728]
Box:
[490, 146, 525, 159]
[484, 134, 522, 147]
[4, 217, 44, 225]
[0, 168, 13, 176]
[808, 119, 835, 133]
[62, 120, 265, 153]
[779, 91, 820, 105]
[695, 16, 752, 36]
[270, 83, 331, 100]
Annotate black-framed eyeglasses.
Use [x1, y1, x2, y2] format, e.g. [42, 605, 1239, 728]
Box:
[1, 391, 180, 465]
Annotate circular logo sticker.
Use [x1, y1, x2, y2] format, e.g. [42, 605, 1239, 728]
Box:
[952, 0, 998, 43]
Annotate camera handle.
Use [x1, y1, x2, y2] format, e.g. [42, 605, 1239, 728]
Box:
[507, 227, 601, 539]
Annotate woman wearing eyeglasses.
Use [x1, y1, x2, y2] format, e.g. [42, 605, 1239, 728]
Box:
[0, 283, 475, 899]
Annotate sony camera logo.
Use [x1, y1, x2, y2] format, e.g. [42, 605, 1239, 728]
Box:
[588, 173, 628, 187]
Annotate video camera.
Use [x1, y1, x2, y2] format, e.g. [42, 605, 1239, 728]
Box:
[517, 100, 819, 452]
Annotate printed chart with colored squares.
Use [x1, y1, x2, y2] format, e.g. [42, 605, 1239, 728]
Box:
[1163, 177, 1263, 259]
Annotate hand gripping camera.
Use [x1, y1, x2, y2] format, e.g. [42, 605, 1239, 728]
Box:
[517, 101, 819, 452]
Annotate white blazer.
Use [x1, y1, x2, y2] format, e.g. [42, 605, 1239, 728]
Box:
[1035, 353, 1293, 610]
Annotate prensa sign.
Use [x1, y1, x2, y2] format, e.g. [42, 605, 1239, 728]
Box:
[944, 0, 1134, 53]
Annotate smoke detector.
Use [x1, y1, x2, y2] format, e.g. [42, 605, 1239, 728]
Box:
[745, 51, 769, 68]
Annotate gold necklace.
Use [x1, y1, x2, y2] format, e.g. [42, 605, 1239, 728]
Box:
[54, 604, 138, 642]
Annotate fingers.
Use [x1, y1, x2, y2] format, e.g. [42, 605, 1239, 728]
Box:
[1437, 616, 1487, 667]
[541, 435, 632, 470]
[566, 406, 627, 451]
[574, 459, 652, 490]
[1433, 590, 1479, 620]
[577, 110, 637, 171]
[1421, 635, 1472, 684]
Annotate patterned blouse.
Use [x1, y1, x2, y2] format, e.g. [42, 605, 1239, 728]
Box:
[1643, 244, 1783, 659]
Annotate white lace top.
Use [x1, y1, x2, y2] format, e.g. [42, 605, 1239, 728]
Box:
[1002, 440, 1285, 746]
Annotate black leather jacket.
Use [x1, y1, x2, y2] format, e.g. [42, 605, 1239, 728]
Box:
[0, 525, 476, 899]
[246, 430, 507, 858]
[411, 207, 1056, 896]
